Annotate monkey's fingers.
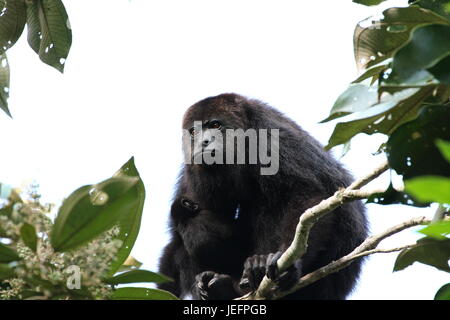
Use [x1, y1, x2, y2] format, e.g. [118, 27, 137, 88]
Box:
[239, 255, 267, 292]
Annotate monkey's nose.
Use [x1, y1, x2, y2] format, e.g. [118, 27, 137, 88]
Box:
[202, 136, 215, 147]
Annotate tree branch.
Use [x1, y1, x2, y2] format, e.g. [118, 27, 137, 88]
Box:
[238, 215, 429, 300]
[237, 160, 400, 300]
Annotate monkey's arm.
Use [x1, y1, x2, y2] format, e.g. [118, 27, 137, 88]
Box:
[157, 239, 182, 297]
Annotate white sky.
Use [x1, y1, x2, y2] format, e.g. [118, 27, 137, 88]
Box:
[1, 0, 448, 299]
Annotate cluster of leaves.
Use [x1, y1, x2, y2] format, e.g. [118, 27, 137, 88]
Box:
[0, 158, 177, 300]
[0, 0, 72, 117]
[329, 0, 450, 300]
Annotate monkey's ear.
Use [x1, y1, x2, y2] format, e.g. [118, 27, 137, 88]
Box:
[180, 197, 200, 213]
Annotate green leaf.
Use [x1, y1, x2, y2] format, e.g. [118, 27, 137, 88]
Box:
[394, 237, 450, 272]
[405, 176, 450, 204]
[325, 87, 431, 150]
[20, 223, 38, 252]
[354, 6, 449, 70]
[0, 53, 10, 117]
[413, 0, 450, 20]
[419, 220, 450, 240]
[436, 139, 450, 162]
[428, 54, 450, 84]
[388, 24, 450, 84]
[111, 287, 179, 300]
[26, 0, 72, 73]
[367, 183, 428, 207]
[386, 105, 450, 179]
[51, 176, 139, 252]
[105, 270, 172, 285]
[320, 84, 378, 123]
[435, 283, 450, 300]
[106, 157, 146, 277]
[0, 242, 20, 263]
[353, 0, 387, 6]
[0, 263, 14, 280]
[0, 0, 27, 55]
[351, 64, 388, 84]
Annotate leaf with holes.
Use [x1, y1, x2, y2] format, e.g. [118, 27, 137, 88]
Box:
[354, 6, 449, 70]
[0, 0, 26, 55]
[26, 0, 72, 73]
[387, 24, 450, 84]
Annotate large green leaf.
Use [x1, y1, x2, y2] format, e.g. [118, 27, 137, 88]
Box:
[51, 176, 139, 252]
[26, 0, 72, 73]
[394, 237, 450, 272]
[0, 0, 26, 55]
[325, 87, 432, 149]
[111, 287, 178, 300]
[105, 270, 172, 285]
[106, 157, 146, 277]
[354, 6, 449, 70]
[405, 176, 450, 204]
[387, 24, 450, 84]
[0, 53, 10, 117]
[0, 242, 20, 262]
[435, 283, 450, 300]
[20, 223, 38, 252]
[321, 84, 378, 123]
[386, 105, 450, 179]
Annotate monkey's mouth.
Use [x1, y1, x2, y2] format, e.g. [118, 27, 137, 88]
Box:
[193, 149, 217, 158]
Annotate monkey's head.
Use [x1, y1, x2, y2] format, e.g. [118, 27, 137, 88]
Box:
[182, 93, 250, 167]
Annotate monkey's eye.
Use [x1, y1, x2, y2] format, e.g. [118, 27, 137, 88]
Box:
[181, 198, 199, 212]
[209, 120, 222, 130]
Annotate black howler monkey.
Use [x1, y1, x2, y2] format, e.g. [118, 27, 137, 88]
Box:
[158, 93, 368, 300]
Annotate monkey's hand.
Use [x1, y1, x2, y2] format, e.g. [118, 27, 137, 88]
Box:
[239, 251, 301, 293]
[194, 271, 240, 300]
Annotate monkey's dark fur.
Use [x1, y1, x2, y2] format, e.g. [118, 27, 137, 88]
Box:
[158, 93, 368, 300]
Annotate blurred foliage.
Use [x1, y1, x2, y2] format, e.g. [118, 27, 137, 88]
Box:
[0, 158, 177, 300]
[340, 0, 450, 300]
